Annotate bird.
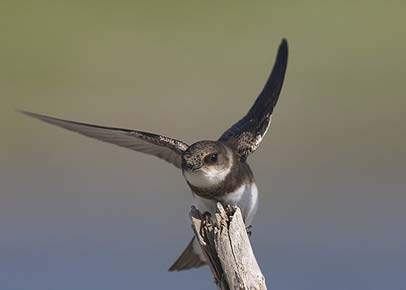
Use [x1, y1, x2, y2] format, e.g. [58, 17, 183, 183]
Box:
[20, 38, 288, 272]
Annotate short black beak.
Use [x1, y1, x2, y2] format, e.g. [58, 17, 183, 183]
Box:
[184, 162, 201, 172]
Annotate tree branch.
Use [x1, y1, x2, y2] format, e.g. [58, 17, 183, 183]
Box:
[190, 203, 267, 290]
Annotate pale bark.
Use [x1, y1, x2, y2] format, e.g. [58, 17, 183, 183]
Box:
[190, 203, 267, 290]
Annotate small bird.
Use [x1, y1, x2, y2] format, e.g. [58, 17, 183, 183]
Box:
[20, 39, 288, 271]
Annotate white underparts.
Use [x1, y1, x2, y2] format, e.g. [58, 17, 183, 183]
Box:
[193, 183, 259, 226]
[183, 166, 231, 188]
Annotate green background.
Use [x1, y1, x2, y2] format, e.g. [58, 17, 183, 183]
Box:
[1, 1, 405, 289]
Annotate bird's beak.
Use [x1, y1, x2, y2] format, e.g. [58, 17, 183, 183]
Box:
[184, 162, 201, 172]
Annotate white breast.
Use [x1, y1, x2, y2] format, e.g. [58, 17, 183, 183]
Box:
[193, 183, 258, 226]
[183, 166, 231, 188]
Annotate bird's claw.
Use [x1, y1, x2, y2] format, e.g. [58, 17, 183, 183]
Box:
[246, 225, 253, 237]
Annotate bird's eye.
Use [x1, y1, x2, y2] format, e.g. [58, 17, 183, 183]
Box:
[204, 153, 218, 164]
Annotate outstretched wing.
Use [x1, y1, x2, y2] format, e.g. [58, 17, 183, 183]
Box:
[219, 39, 288, 159]
[20, 111, 189, 168]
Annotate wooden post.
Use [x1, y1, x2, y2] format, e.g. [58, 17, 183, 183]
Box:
[190, 203, 267, 290]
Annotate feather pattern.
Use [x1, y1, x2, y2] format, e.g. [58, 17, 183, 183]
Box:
[19, 111, 189, 168]
[219, 39, 288, 159]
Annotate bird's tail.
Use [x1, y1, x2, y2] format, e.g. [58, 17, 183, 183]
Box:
[168, 237, 206, 271]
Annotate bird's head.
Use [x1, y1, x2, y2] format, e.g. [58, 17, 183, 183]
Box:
[182, 141, 233, 188]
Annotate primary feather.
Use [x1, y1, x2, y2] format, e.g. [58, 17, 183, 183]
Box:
[19, 111, 189, 168]
[219, 39, 288, 159]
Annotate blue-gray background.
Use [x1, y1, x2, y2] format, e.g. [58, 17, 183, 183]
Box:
[1, 1, 405, 289]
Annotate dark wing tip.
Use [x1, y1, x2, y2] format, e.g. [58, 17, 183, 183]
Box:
[17, 109, 41, 119]
[218, 38, 289, 157]
[17, 110, 50, 122]
[17, 109, 47, 119]
[280, 38, 288, 51]
[248, 37, 288, 117]
[273, 38, 289, 80]
[16, 109, 30, 115]
[17, 109, 77, 126]
[261, 38, 289, 107]
[277, 38, 289, 73]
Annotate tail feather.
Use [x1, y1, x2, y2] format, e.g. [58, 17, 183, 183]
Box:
[168, 238, 206, 271]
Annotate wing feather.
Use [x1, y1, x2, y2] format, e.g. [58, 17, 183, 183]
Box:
[20, 111, 188, 168]
[219, 39, 288, 159]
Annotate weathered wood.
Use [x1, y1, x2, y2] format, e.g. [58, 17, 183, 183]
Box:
[190, 203, 267, 290]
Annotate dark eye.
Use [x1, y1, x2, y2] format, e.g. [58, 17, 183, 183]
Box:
[204, 153, 218, 164]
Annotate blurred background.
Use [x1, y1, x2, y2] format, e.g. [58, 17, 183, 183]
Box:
[1, 1, 405, 289]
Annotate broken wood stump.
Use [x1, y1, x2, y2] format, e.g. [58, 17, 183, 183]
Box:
[190, 203, 267, 290]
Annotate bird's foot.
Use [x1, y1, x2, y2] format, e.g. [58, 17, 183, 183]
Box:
[202, 211, 212, 226]
[246, 225, 253, 237]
